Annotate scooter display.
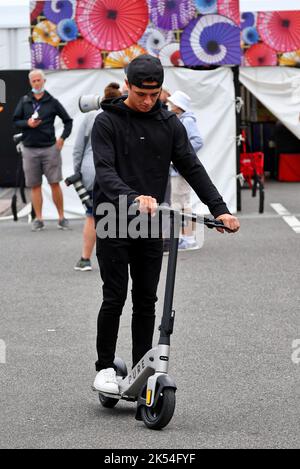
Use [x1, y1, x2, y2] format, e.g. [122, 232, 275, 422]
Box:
[93, 206, 232, 430]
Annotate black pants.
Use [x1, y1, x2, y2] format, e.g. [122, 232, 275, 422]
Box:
[95, 236, 163, 371]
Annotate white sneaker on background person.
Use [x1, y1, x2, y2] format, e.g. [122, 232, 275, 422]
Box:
[93, 368, 119, 394]
[178, 236, 199, 251]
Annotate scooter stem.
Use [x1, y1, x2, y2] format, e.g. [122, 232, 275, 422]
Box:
[159, 211, 180, 345]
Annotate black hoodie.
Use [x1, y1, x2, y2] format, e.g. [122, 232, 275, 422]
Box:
[91, 97, 230, 219]
[13, 91, 73, 148]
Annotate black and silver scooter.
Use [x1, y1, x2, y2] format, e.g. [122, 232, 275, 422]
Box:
[93, 206, 231, 430]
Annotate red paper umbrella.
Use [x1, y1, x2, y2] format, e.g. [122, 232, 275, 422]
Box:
[217, 0, 240, 26]
[243, 43, 277, 66]
[76, 0, 149, 52]
[30, 1, 45, 22]
[257, 11, 300, 53]
[60, 39, 103, 69]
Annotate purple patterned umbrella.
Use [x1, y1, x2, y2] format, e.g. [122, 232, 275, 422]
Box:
[241, 12, 256, 30]
[149, 0, 196, 31]
[31, 43, 60, 69]
[44, 0, 75, 24]
[180, 14, 241, 66]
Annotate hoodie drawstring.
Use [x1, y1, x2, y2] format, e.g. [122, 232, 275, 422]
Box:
[124, 113, 130, 156]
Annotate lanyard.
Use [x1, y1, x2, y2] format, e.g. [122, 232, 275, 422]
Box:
[32, 101, 41, 113]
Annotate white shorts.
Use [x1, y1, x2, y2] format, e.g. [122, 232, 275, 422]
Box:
[171, 175, 192, 210]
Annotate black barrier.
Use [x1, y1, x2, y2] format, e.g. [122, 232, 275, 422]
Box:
[0, 70, 29, 187]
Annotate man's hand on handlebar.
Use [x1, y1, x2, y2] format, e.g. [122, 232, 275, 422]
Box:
[216, 213, 240, 233]
[134, 195, 158, 216]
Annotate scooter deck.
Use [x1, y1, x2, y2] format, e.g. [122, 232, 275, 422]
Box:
[91, 385, 120, 398]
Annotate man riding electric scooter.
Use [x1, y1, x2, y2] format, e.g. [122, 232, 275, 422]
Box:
[91, 55, 240, 426]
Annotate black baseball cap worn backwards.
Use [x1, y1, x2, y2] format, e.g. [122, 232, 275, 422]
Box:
[126, 54, 164, 89]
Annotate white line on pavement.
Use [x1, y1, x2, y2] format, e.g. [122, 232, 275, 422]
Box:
[270, 203, 290, 216]
[271, 203, 300, 234]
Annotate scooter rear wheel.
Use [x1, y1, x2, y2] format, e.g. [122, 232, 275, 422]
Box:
[141, 388, 176, 430]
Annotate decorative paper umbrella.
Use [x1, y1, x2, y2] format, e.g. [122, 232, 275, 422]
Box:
[76, 0, 149, 52]
[257, 11, 300, 53]
[44, 0, 75, 24]
[30, 1, 45, 22]
[180, 14, 241, 66]
[32, 20, 61, 47]
[241, 12, 255, 30]
[242, 26, 259, 45]
[138, 25, 174, 56]
[60, 39, 103, 69]
[31, 43, 60, 69]
[159, 43, 183, 66]
[57, 19, 78, 42]
[104, 45, 146, 68]
[217, 0, 240, 26]
[279, 50, 300, 66]
[243, 43, 277, 66]
[149, 0, 196, 31]
[195, 0, 217, 15]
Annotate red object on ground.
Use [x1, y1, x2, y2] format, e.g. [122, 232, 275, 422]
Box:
[240, 130, 264, 188]
[240, 152, 264, 187]
[278, 154, 300, 181]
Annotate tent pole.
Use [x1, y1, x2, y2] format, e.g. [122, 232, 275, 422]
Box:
[233, 66, 242, 212]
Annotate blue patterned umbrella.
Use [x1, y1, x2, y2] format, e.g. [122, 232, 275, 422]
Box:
[242, 26, 259, 45]
[195, 0, 217, 15]
[31, 43, 60, 69]
[180, 14, 241, 66]
[57, 19, 78, 42]
[149, 0, 196, 31]
[44, 0, 75, 24]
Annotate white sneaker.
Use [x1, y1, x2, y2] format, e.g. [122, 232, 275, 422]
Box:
[93, 368, 119, 394]
[178, 238, 199, 251]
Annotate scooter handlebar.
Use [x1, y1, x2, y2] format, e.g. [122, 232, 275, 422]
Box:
[131, 202, 233, 232]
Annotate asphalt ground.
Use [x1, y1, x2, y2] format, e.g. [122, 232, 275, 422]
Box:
[0, 181, 300, 449]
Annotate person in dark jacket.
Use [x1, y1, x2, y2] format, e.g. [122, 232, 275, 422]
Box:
[13, 69, 73, 231]
[91, 55, 240, 394]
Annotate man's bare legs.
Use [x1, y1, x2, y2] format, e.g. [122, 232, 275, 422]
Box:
[50, 182, 64, 221]
[31, 185, 43, 220]
[82, 216, 96, 259]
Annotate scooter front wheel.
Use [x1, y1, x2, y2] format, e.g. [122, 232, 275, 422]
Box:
[98, 393, 119, 408]
[141, 388, 176, 430]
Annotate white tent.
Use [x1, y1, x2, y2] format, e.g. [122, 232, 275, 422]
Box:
[240, 67, 300, 139]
